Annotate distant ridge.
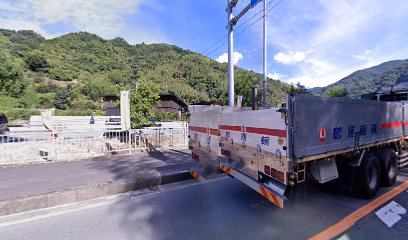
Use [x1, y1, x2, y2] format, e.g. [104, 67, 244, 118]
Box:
[311, 59, 408, 98]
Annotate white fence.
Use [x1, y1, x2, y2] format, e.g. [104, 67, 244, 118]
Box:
[0, 123, 189, 166]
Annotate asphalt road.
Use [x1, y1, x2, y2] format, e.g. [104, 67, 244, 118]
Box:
[1, 170, 408, 240]
[0, 150, 192, 201]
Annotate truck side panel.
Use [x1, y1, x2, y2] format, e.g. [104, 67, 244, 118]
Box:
[188, 106, 251, 176]
[219, 109, 289, 184]
[288, 95, 403, 159]
[403, 103, 408, 137]
[189, 109, 223, 175]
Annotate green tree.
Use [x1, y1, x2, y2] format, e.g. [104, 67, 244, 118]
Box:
[288, 83, 311, 95]
[54, 88, 72, 109]
[0, 51, 26, 97]
[39, 93, 56, 108]
[26, 51, 49, 72]
[324, 86, 349, 97]
[18, 88, 40, 108]
[130, 81, 160, 128]
[48, 67, 78, 81]
[107, 70, 131, 85]
[295, 83, 310, 94]
[235, 71, 257, 107]
[81, 77, 116, 101]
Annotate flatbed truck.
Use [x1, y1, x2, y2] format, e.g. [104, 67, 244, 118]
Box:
[188, 94, 408, 208]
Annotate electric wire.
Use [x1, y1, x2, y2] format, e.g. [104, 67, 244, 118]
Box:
[184, 17, 225, 50]
[196, 2, 268, 56]
[204, 0, 284, 58]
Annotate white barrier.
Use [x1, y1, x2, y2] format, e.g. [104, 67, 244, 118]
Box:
[0, 123, 189, 166]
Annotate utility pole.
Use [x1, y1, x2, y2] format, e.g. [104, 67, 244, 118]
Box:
[227, 0, 235, 107]
[226, 0, 262, 107]
[263, 0, 267, 107]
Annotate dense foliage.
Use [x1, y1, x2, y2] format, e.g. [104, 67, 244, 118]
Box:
[129, 82, 160, 128]
[324, 86, 349, 97]
[0, 29, 299, 120]
[0, 52, 26, 98]
[312, 59, 408, 98]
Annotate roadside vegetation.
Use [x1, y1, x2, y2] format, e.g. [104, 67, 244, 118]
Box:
[0, 29, 300, 120]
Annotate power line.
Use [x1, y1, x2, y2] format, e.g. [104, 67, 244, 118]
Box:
[235, 16, 263, 37]
[184, 17, 225, 50]
[201, 0, 274, 57]
[267, 0, 284, 15]
[199, 34, 226, 56]
[204, 40, 228, 58]
[204, 0, 284, 58]
[234, 8, 263, 31]
[195, 24, 227, 53]
[237, 0, 283, 37]
[234, 0, 275, 31]
[197, 2, 270, 56]
[199, 9, 264, 56]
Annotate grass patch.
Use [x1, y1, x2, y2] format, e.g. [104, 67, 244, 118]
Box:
[0, 95, 19, 108]
[0, 108, 40, 121]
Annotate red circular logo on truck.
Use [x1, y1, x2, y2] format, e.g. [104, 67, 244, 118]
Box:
[319, 128, 326, 142]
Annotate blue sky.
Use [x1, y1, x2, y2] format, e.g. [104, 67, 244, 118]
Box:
[1, 0, 408, 88]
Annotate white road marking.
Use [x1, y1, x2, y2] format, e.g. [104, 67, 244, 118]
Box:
[337, 234, 351, 240]
[375, 201, 406, 227]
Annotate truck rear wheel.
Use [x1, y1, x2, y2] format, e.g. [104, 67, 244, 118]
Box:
[376, 148, 398, 187]
[355, 153, 380, 199]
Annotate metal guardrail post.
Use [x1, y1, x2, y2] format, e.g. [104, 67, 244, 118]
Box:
[128, 130, 131, 155]
[170, 128, 174, 148]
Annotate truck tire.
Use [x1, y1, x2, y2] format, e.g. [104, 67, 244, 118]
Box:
[355, 153, 380, 199]
[376, 148, 398, 187]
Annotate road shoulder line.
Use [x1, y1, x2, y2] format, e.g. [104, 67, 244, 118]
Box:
[309, 180, 408, 240]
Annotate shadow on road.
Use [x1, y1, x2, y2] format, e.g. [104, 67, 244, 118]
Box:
[103, 163, 408, 240]
[84, 149, 192, 181]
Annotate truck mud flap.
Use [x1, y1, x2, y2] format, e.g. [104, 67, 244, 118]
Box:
[219, 163, 287, 209]
[190, 168, 207, 183]
[190, 166, 223, 183]
[190, 168, 203, 181]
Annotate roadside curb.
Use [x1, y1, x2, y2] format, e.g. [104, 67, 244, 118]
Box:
[0, 167, 193, 217]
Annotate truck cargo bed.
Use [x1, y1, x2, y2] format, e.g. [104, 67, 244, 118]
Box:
[287, 95, 403, 160]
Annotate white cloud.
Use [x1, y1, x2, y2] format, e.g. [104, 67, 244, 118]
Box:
[0, 0, 166, 43]
[267, 72, 286, 80]
[353, 49, 374, 62]
[216, 52, 244, 65]
[260, 0, 408, 87]
[274, 51, 306, 65]
[0, 19, 51, 38]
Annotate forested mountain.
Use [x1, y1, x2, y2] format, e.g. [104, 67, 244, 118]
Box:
[311, 59, 408, 98]
[0, 29, 293, 119]
[2, 29, 407, 120]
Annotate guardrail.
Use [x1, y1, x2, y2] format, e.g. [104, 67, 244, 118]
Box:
[0, 124, 189, 165]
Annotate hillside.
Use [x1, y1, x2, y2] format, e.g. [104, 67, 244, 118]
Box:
[311, 59, 408, 98]
[0, 29, 293, 119]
